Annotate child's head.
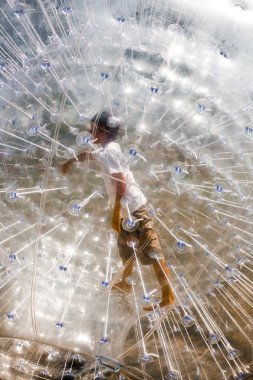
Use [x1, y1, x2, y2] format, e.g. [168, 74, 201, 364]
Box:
[90, 111, 120, 142]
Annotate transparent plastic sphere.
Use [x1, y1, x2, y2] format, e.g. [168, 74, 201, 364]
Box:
[152, 71, 165, 82]
[94, 372, 104, 380]
[233, 370, 250, 380]
[166, 369, 180, 379]
[100, 72, 109, 79]
[81, 251, 94, 267]
[219, 46, 231, 59]
[209, 332, 222, 345]
[6, 312, 17, 323]
[179, 79, 191, 94]
[143, 293, 151, 302]
[57, 250, 66, 262]
[237, 258, 249, 269]
[111, 99, 121, 111]
[233, 1, 246, 10]
[68, 200, 82, 216]
[145, 205, 158, 217]
[120, 196, 132, 207]
[195, 98, 210, 114]
[71, 354, 86, 366]
[27, 123, 40, 136]
[125, 276, 137, 286]
[75, 113, 86, 123]
[8, 253, 17, 262]
[0, 59, 8, 70]
[116, 16, 125, 23]
[60, 179, 71, 195]
[46, 350, 61, 362]
[244, 124, 253, 135]
[58, 265, 68, 272]
[58, 217, 70, 230]
[99, 336, 110, 345]
[14, 4, 25, 16]
[171, 162, 188, 178]
[60, 5, 73, 14]
[6, 189, 18, 203]
[182, 314, 195, 327]
[94, 187, 104, 199]
[214, 280, 224, 289]
[122, 217, 139, 232]
[224, 265, 239, 283]
[125, 145, 140, 158]
[150, 85, 160, 94]
[107, 229, 118, 241]
[167, 23, 184, 34]
[76, 132, 93, 148]
[55, 321, 64, 329]
[107, 116, 120, 128]
[126, 237, 139, 248]
[227, 348, 240, 360]
[174, 239, 187, 253]
[82, 223, 94, 233]
[41, 369, 50, 377]
[148, 250, 160, 259]
[63, 370, 75, 379]
[213, 181, 227, 196]
[41, 60, 51, 70]
[50, 113, 60, 123]
[138, 354, 153, 363]
[101, 280, 110, 288]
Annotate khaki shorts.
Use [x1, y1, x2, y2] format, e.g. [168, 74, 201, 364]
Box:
[118, 205, 162, 265]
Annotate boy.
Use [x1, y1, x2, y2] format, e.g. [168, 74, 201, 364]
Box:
[61, 111, 174, 311]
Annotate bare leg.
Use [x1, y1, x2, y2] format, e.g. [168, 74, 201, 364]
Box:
[143, 259, 175, 311]
[112, 258, 135, 293]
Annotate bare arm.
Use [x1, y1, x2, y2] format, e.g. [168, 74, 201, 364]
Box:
[61, 151, 94, 174]
[111, 172, 126, 233]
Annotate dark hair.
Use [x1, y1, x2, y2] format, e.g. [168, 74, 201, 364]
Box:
[90, 111, 120, 141]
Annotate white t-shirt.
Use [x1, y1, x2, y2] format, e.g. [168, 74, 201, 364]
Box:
[92, 141, 147, 217]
